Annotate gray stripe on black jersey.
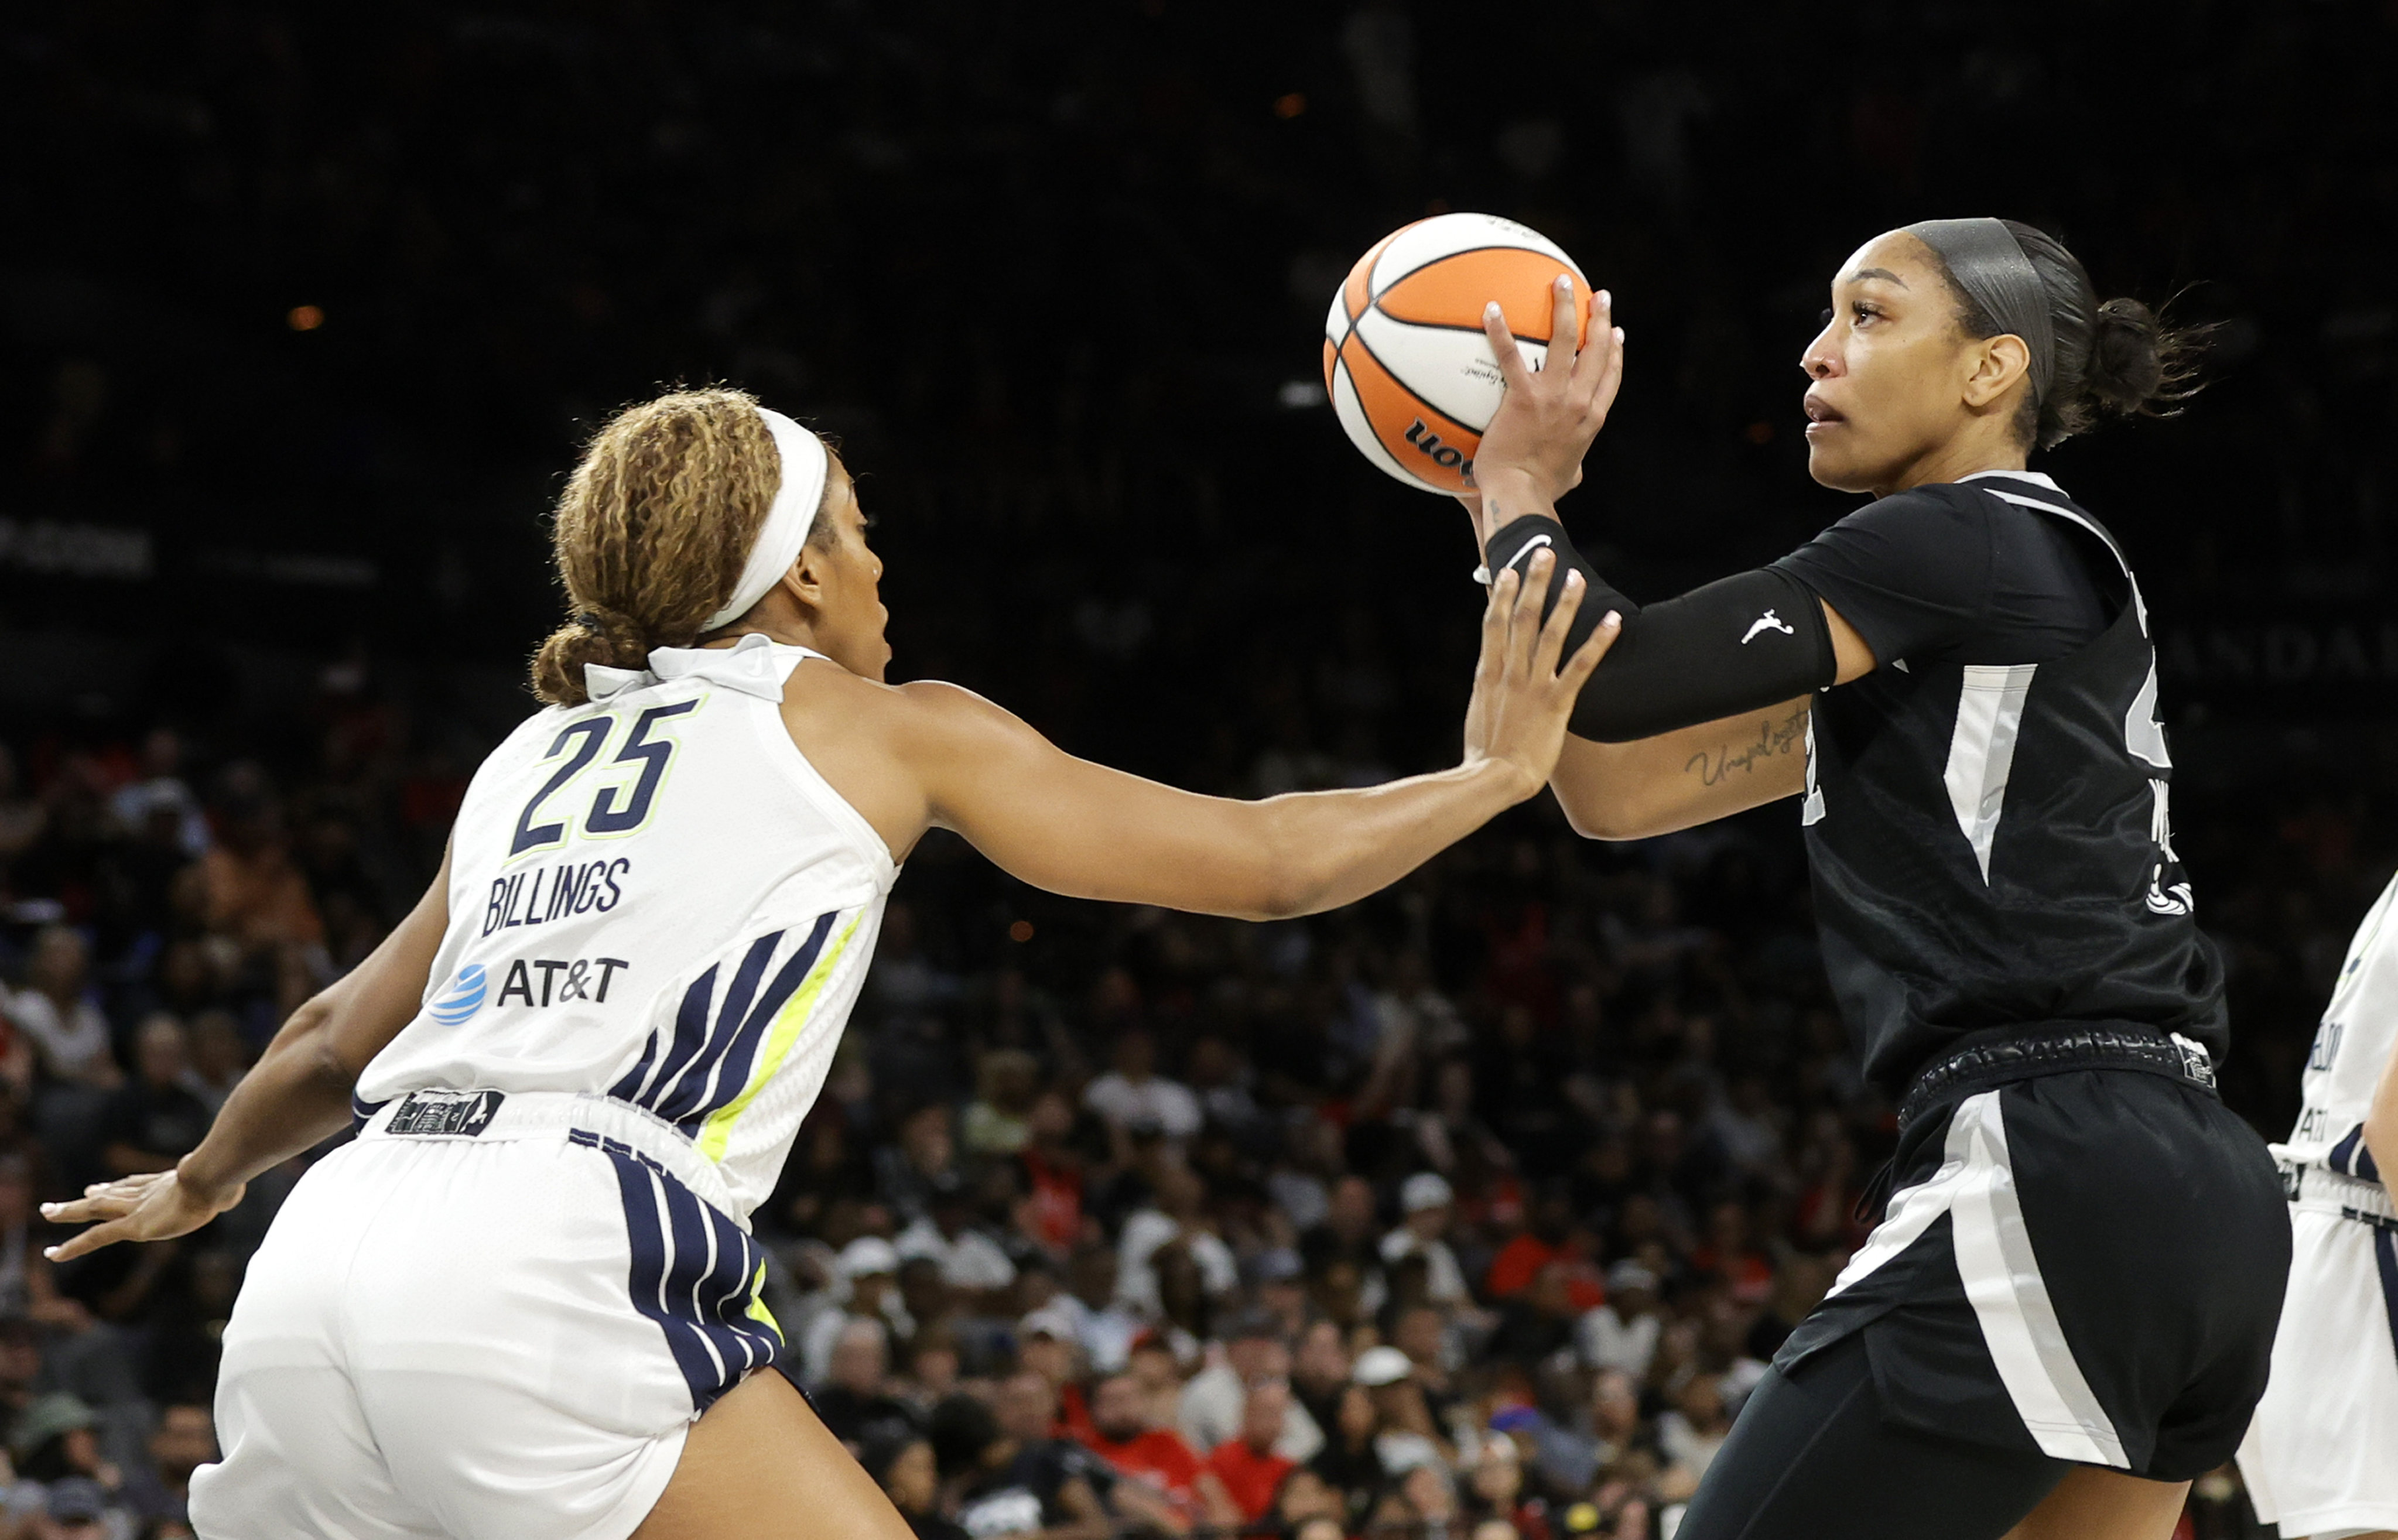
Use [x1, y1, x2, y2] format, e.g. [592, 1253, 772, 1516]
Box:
[1944, 664, 2038, 882]
[1947, 1092, 2130, 1468]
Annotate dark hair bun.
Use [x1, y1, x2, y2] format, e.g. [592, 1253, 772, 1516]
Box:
[2085, 297, 2166, 416]
[530, 609, 651, 707]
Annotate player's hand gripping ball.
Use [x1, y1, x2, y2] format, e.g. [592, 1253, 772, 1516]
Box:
[1322, 213, 1593, 494]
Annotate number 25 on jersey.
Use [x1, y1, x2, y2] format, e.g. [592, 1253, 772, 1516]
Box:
[510, 701, 700, 859]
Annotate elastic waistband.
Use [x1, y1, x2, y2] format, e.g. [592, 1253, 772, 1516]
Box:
[2278, 1158, 2397, 1228]
[1898, 1026, 2219, 1135]
[358, 1089, 745, 1228]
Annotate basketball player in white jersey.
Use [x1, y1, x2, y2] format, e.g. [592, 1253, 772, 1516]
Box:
[2237, 871, 2398, 1539]
[35, 377, 1619, 1539]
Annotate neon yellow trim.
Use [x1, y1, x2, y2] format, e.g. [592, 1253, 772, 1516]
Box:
[696, 911, 863, 1163]
[745, 1259, 783, 1341]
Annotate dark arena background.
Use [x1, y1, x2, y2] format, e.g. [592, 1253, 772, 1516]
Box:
[4, 5, 2394, 1535]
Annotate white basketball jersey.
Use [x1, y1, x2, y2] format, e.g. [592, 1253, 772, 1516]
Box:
[2276, 870, 2398, 1179]
[357, 634, 895, 1220]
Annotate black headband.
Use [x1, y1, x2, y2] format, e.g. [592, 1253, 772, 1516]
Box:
[1903, 217, 2055, 409]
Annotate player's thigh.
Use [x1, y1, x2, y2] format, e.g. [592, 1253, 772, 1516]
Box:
[1678, 1332, 2065, 1540]
[633, 1370, 917, 1540]
[1999, 1466, 2189, 1540]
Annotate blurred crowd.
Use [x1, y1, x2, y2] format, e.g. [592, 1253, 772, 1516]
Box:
[5, 2, 2398, 1538]
[0, 685, 2387, 1539]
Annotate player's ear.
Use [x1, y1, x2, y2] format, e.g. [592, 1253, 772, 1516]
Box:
[779, 550, 828, 612]
[1965, 333, 2031, 409]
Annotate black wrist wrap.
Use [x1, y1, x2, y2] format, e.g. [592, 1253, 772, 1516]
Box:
[1479, 516, 1836, 743]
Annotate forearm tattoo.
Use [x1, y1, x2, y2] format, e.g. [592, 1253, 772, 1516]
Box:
[1684, 703, 1809, 787]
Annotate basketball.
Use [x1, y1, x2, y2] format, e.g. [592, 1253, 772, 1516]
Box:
[1321, 213, 1593, 495]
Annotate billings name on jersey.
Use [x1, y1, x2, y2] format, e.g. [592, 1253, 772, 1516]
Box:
[481, 855, 632, 937]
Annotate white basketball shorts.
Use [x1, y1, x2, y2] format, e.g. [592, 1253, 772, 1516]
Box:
[192, 1089, 782, 1540]
[2236, 1168, 2398, 1540]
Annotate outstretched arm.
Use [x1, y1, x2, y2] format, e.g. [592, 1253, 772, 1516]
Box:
[904, 556, 1613, 921]
[45, 846, 453, 1261]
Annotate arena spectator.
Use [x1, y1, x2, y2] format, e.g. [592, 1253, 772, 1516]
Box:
[1654, 1375, 1735, 1493]
[179, 1012, 250, 1116]
[1379, 1171, 1470, 1307]
[1463, 1431, 1552, 1540]
[811, 1317, 915, 1450]
[895, 1187, 1019, 1305]
[1179, 1310, 1319, 1459]
[98, 1017, 211, 1178]
[1114, 1166, 1236, 1321]
[800, 1237, 909, 1387]
[1204, 1380, 1299, 1522]
[935, 1377, 1111, 1540]
[1082, 1030, 1201, 1143]
[1305, 1384, 1390, 1530]
[1077, 1373, 1238, 1529]
[1688, 1201, 1773, 1308]
[5, 929, 118, 1090]
[1298, 1175, 1386, 1319]
[1576, 1262, 1663, 1378]
[1484, 1187, 1604, 1309]
[1120, 1334, 1188, 1437]
[196, 765, 323, 959]
[895, 1322, 964, 1418]
[1352, 1345, 1452, 1476]
[863, 1429, 970, 1540]
[876, 1104, 964, 1226]
[118, 1402, 215, 1525]
[963, 1050, 1041, 1158]
[1586, 1369, 1651, 1473]
[30, 1475, 116, 1540]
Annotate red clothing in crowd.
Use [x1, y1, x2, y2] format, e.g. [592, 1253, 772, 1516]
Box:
[1055, 1381, 1097, 1444]
[1690, 1243, 1775, 1306]
[1483, 1233, 1606, 1311]
[1022, 1147, 1084, 1251]
[1080, 1427, 1207, 1507]
[1205, 1439, 1295, 1521]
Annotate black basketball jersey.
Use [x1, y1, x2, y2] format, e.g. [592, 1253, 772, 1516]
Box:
[1794, 471, 2226, 1094]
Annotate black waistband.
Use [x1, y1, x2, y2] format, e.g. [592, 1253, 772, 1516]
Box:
[1897, 1025, 2218, 1135]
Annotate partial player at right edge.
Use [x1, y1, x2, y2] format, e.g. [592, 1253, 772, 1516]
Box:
[2238, 870, 2398, 1540]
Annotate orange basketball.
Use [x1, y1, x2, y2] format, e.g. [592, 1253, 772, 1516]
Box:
[1321, 213, 1592, 495]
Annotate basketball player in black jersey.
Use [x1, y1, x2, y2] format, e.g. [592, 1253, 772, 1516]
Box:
[1459, 224, 2288, 1538]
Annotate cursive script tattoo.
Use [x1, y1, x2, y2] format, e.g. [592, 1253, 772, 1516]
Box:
[1684, 703, 1809, 787]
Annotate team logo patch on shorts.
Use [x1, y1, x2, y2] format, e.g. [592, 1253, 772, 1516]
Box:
[386, 1089, 505, 1137]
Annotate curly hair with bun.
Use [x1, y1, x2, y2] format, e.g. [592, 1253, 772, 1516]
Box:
[529, 386, 783, 707]
[1928, 220, 2210, 451]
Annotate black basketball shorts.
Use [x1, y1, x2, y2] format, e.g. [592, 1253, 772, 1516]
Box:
[1771, 1065, 2289, 1481]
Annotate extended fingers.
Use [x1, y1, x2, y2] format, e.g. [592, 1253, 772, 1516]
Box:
[42, 1192, 136, 1225]
[1588, 321, 1627, 423]
[1482, 302, 1533, 390]
[1571, 290, 1618, 390]
[1562, 610, 1624, 689]
[1533, 569, 1589, 675]
[45, 1217, 131, 1264]
[1509, 550, 1555, 669]
[1476, 566, 1517, 673]
[1545, 275, 1579, 374]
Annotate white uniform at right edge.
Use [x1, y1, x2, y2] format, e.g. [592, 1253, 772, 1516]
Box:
[2239, 870, 2398, 1540]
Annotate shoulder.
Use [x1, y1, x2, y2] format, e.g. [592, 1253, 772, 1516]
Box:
[1810, 482, 1995, 545]
[789, 666, 1035, 756]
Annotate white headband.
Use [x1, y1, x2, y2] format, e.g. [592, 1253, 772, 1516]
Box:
[702, 406, 830, 631]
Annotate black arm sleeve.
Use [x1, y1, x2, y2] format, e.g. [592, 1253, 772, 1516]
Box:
[1480, 516, 1835, 744]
